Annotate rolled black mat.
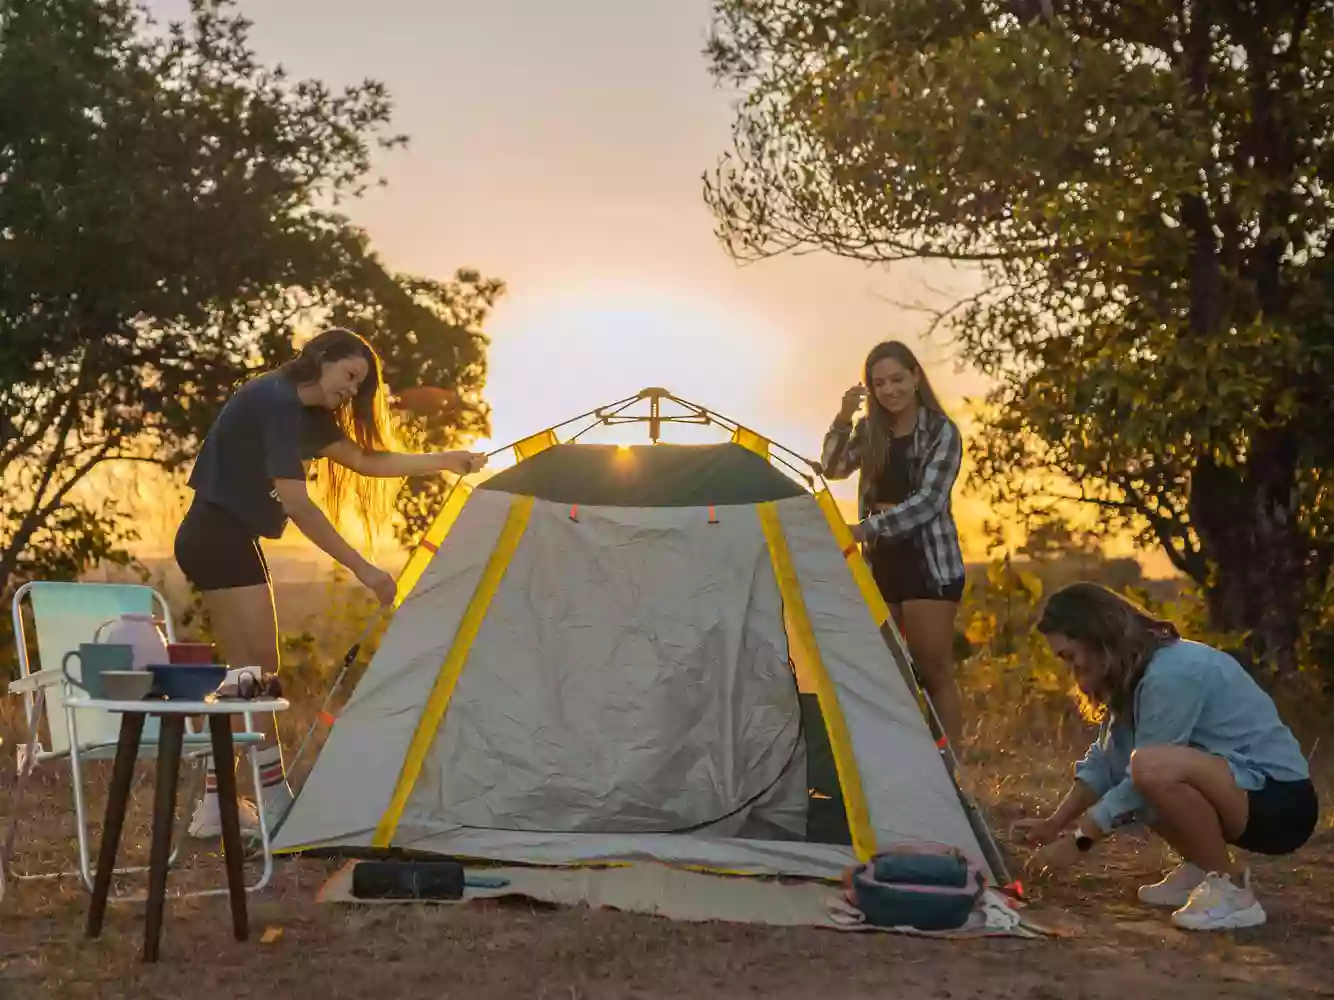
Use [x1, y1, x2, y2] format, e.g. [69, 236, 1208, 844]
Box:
[350, 860, 466, 901]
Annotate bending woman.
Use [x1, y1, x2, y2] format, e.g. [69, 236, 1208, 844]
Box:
[1016, 583, 1318, 932]
[173, 327, 486, 837]
[821, 340, 967, 747]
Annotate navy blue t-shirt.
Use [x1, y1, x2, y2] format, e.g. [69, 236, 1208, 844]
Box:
[187, 372, 345, 539]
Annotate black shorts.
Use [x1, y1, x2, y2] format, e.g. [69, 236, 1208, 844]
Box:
[1229, 777, 1320, 856]
[869, 541, 964, 605]
[174, 501, 271, 592]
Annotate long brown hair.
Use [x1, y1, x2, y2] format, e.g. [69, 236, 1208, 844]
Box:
[279, 327, 399, 538]
[860, 340, 947, 488]
[1036, 583, 1181, 723]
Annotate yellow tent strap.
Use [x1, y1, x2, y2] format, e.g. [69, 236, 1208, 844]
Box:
[372, 494, 535, 847]
[814, 489, 927, 708]
[815, 491, 903, 629]
[730, 426, 771, 459]
[514, 428, 559, 462]
[756, 502, 875, 861]
[394, 481, 474, 605]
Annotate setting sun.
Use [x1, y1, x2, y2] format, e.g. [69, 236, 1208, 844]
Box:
[476, 286, 790, 454]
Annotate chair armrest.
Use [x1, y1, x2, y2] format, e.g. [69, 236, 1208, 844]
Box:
[7, 670, 64, 696]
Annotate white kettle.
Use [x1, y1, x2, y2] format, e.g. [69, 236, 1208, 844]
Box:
[94, 613, 169, 671]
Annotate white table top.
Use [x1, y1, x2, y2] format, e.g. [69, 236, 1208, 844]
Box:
[65, 696, 290, 715]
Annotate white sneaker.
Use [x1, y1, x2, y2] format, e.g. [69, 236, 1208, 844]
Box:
[1171, 871, 1267, 931]
[1138, 861, 1207, 908]
[188, 796, 261, 839]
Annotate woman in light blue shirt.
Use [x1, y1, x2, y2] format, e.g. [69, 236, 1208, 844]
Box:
[1014, 583, 1318, 932]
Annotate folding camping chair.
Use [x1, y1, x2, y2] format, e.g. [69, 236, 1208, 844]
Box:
[4, 582, 275, 899]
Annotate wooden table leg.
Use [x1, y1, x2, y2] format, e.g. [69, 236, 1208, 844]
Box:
[87, 712, 146, 939]
[142, 715, 185, 963]
[208, 714, 249, 941]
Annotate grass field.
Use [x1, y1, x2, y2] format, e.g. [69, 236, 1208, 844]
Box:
[2, 569, 1332, 999]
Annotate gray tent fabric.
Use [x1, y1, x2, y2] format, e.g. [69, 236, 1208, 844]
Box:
[273, 493, 516, 851]
[399, 500, 807, 841]
[275, 487, 993, 882]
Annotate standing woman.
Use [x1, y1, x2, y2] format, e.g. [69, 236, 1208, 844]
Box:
[821, 340, 967, 747]
[174, 327, 486, 837]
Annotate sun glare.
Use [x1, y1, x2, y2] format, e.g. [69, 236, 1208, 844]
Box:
[478, 288, 785, 452]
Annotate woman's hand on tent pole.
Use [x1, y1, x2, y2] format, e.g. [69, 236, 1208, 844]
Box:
[433, 451, 488, 476]
[357, 564, 398, 606]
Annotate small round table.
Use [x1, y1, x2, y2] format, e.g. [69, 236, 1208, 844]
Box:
[66, 696, 289, 962]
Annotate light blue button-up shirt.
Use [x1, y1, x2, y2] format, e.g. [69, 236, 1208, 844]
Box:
[1075, 639, 1310, 834]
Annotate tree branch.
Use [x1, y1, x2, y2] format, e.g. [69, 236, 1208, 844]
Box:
[0, 400, 83, 589]
[0, 390, 74, 473]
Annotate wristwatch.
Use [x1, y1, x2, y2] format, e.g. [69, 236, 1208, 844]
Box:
[1073, 825, 1095, 852]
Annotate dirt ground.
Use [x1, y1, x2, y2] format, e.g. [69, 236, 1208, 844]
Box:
[2, 720, 1332, 1000]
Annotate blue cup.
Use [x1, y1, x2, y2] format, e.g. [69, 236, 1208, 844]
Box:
[62, 643, 136, 699]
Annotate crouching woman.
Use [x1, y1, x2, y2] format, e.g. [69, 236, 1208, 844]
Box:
[1014, 583, 1319, 931]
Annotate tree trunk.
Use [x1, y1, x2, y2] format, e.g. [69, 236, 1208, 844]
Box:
[1188, 428, 1305, 675]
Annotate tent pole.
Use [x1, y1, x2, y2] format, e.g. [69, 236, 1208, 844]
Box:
[478, 392, 644, 460]
[661, 391, 821, 470]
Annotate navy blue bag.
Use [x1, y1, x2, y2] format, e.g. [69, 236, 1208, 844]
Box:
[844, 843, 985, 931]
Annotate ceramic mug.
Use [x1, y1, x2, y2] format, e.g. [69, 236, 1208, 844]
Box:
[167, 642, 216, 665]
[62, 643, 135, 699]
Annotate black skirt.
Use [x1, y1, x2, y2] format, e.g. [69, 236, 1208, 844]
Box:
[869, 539, 963, 605]
[174, 500, 271, 592]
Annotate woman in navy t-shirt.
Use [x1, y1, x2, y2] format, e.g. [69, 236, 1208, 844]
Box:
[174, 327, 486, 837]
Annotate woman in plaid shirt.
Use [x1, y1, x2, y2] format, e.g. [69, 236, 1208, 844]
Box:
[821, 341, 967, 747]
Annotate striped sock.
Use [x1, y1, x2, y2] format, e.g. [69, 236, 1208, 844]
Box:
[257, 743, 290, 808]
[202, 753, 235, 806]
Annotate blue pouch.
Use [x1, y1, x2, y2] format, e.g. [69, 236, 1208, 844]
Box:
[845, 844, 985, 932]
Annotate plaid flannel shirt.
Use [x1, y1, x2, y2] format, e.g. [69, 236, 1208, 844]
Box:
[820, 407, 966, 588]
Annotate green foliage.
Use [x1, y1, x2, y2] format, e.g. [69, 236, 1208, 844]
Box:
[0, 0, 500, 606]
[705, 0, 1334, 674]
[954, 547, 1240, 748]
[955, 551, 1107, 753]
[277, 562, 383, 699]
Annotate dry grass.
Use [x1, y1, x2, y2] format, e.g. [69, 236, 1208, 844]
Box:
[3, 579, 1334, 999]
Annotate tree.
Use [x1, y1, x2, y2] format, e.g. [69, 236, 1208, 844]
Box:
[704, 0, 1334, 673]
[0, 0, 500, 615]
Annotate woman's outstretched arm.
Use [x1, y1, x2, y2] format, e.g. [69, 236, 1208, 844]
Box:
[321, 439, 486, 478]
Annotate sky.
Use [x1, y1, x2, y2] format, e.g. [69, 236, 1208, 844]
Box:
[135, 0, 1006, 559]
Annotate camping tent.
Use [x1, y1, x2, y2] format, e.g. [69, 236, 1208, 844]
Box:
[274, 390, 1008, 883]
